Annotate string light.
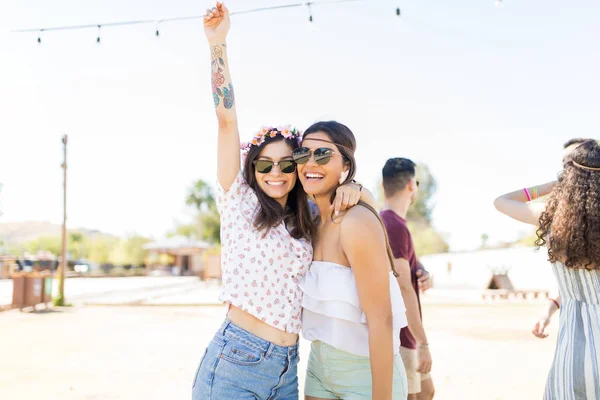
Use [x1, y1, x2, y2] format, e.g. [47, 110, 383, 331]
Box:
[307, 3, 314, 22]
[10, 0, 375, 44]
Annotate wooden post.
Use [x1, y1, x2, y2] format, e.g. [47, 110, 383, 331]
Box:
[58, 134, 68, 305]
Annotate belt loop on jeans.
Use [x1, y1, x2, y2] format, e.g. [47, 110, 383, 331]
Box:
[219, 318, 231, 335]
[265, 343, 275, 359]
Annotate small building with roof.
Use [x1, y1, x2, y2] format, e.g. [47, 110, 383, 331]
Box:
[143, 236, 220, 279]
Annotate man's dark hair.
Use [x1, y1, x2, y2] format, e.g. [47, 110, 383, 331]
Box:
[382, 157, 416, 198]
[564, 138, 593, 149]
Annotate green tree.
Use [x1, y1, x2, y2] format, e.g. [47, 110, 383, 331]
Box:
[201, 209, 221, 244]
[376, 162, 448, 255]
[124, 235, 151, 266]
[88, 237, 117, 265]
[25, 236, 62, 256]
[168, 223, 201, 239]
[408, 163, 437, 223]
[109, 240, 129, 266]
[105, 235, 150, 266]
[68, 232, 87, 260]
[181, 179, 221, 244]
[408, 220, 450, 255]
[186, 180, 215, 212]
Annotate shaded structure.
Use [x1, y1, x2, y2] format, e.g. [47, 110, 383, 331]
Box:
[143, 236, 220, 279]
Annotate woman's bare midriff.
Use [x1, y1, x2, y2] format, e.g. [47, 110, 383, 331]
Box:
[227, 305, 299, 347]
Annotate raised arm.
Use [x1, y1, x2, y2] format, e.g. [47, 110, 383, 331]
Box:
[341, 207, 394, 400]
[204, 2, 240, 190]
[493, 181, 556, 225]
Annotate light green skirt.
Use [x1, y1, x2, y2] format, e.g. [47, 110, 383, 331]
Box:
[305, 340, 408, 399]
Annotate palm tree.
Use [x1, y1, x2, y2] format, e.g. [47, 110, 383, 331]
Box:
[184, 180, 220, 243]
[186, 180, 215, 212]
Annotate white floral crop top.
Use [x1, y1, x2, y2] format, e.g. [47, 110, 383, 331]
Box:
[216, 171, 313, 334]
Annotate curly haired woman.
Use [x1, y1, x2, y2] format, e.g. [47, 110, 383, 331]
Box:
[494, 139, 600, 399]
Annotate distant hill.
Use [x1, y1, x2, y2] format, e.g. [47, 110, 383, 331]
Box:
[0, 221, 115, 244]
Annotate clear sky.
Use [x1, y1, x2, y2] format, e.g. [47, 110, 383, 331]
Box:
[1, 0, 598, 250]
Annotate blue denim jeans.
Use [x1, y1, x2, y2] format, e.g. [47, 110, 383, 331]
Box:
[192, 319, 300, 400]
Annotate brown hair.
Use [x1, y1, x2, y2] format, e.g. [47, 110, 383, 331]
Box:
[242, 135, 314, 241]
[302, 121, 399, 276]
[536, 139, 600, 269]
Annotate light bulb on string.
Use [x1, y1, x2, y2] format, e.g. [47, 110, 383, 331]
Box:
[14, 1, 373, 44]
[306, 2, 313, 23]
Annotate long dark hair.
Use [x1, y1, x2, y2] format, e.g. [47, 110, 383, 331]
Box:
[242, 135, 314, 241]
[302, 121, 399, 276]
[536, 139, 600, 269]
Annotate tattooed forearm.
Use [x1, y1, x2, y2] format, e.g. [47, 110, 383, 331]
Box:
[211, 44, 235, 109]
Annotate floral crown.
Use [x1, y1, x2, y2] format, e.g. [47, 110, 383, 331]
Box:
[240, 125, 303, 154]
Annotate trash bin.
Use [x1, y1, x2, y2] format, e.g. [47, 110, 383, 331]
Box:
[41, 276, 53, 306]
[12, 272, 50, 311]
[11, 273, 26, 309]
[23, 274, 44, 310]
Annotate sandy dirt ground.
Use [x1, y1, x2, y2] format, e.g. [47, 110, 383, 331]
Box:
[0, 301, 558, 400]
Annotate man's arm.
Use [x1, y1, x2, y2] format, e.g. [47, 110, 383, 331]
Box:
[395, 257, 432, 373]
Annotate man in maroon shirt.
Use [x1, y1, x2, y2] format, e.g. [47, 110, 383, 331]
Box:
[380, 157, 434, 400]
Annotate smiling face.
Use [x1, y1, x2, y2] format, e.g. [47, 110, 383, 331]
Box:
[253, 140, 297, 206]
[296, 132, 348, 197]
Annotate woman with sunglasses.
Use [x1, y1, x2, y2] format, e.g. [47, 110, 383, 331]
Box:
[194, 4, 367, 399]
[294, 121, 409, 400]
[494, 139, 600, 399]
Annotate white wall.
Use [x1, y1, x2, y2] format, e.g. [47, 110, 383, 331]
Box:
[420, 246, 557, 292]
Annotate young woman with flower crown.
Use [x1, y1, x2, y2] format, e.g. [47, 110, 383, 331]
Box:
[192, 3, 369, 399]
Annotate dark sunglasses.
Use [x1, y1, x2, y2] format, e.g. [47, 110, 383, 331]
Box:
[291, 147, 336, 165]
[253, 159, 297, 174]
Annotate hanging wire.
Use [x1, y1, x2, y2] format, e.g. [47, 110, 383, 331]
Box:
[9, 0, 364, 39]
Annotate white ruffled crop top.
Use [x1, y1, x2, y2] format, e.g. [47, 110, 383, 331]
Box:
[299, 261, 408, 357]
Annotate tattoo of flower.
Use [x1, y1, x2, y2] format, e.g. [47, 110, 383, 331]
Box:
[209, 44, 233, 109]
[223, 83, 235, 109]
[212, 72, 225, 87]
[211, 45, 223, 60]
